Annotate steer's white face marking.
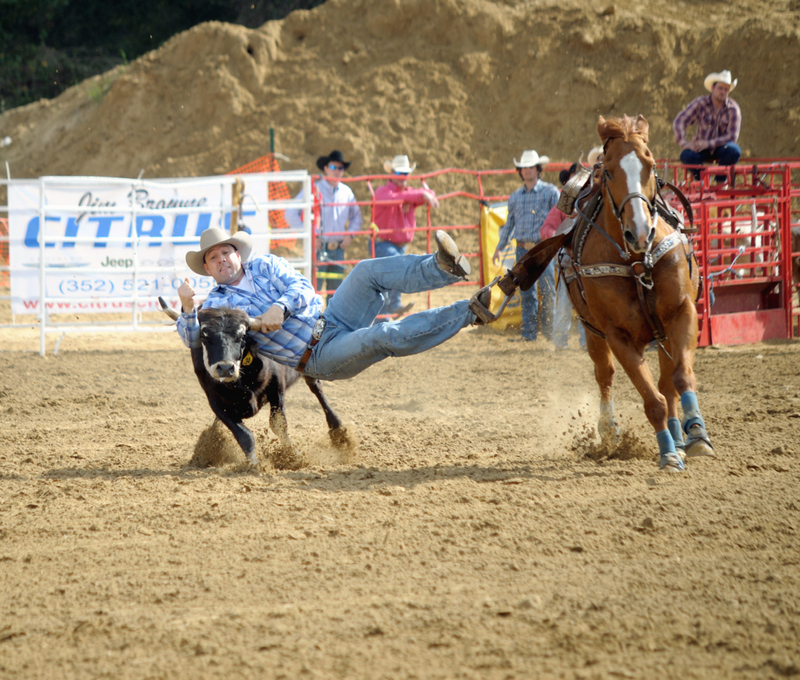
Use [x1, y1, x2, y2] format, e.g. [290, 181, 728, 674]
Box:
[201, 325, 245, 383]
[618, 150, 653, 251]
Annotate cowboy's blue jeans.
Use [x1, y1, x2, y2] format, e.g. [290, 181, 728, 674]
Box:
[304, 254, 473, 380]
[680, 143, 741, 181]
[373, 240, 407, 314]
[517, 245, 555, 341]
[553, 276, 586, 349]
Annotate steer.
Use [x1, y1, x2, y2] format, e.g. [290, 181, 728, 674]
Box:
[159, 297, 348, 467]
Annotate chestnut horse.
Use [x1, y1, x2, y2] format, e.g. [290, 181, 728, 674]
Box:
[565, 115, 714, 471]
[473, 115, 714, 471]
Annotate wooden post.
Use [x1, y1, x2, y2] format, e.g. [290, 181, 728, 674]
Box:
[231, 178, 245, 233]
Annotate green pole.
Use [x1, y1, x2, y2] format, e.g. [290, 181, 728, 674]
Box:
[269, 127, 275, 154]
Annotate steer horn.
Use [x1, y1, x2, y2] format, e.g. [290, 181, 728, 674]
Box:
[158, 296, 180, 321]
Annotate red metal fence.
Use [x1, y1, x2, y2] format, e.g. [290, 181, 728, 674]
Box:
[660, 161, 800, 345]
[229, 159, 800, 344]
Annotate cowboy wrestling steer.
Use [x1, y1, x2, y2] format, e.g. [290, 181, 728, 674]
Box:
[160, 298, 347, 467]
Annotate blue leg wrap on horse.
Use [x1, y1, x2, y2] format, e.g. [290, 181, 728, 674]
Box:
[657, 429, 685, 471]
[668, 417, 685, 446]
[656, 429, 676, 455]
[680, 391, 705, 432]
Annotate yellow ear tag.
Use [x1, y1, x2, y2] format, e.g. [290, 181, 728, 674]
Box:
[242, 352, 253, 366]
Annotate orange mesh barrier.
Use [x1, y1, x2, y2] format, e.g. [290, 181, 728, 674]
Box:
[228, 154, 295, 248]
[0, 218, 8, 287]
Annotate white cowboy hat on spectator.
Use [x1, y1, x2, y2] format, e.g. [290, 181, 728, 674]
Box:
[514, 150, 550, 168]
[383, 154, 417, 174]
[186, 227, 253, 276]
[704, 70, 737, 93]
[587, 146, 604, 166]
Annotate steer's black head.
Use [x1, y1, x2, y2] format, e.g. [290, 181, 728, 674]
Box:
[197, 307, 252, 383]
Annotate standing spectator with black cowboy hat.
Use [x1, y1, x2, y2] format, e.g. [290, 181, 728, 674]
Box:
[673, 69, 742, 183]
[286, 149, 363, 302]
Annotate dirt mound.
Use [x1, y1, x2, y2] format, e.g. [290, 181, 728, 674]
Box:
[1, 0, 799, 181]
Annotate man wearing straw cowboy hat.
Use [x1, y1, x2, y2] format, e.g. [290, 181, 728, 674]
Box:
[492, 149, 559, 342]
[372, 154, 440, 317]
[174, 225, 482, 381]
[673, 69, 742, 182]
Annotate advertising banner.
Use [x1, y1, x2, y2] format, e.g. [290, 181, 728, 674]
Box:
[8, 175, 306, 315]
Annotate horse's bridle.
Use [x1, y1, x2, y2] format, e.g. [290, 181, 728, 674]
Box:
[601, 167, 658, 256]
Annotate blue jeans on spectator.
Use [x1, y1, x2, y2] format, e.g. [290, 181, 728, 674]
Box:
[317, 245, 346, 300]
[680, 143, 741, 182]
[553, 276, 586, 350]
[517, 245, 555, 341]
[305, 253, 473, 381]
[373, 240, 408, 314]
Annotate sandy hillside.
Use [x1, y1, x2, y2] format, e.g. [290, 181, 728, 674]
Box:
[0, 0, 799, 185]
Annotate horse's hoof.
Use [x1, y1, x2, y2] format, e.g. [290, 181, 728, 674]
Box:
[685, 424, 714, 458]
[659, 452, 686, 472]
[597, 418, 619, 443]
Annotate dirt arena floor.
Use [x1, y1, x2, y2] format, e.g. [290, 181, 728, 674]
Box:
[1, 297, 800, 679]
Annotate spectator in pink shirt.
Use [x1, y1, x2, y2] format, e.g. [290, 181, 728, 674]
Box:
[372, 155, 440, 316]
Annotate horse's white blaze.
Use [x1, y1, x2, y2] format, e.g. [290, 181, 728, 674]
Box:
[619, 150, 650, 245]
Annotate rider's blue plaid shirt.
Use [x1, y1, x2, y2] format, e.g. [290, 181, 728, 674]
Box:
[177, 255, 323, 367]
[496, 180, 560, 251]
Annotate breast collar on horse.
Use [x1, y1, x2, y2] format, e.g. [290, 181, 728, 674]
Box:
[562, 169, 696, 358]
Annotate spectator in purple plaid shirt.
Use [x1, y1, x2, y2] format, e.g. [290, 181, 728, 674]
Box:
[673, 69, 742, 183]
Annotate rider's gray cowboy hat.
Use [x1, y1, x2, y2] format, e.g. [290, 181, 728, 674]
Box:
[316, 149, 352, 171]
[186, 227, 253, 276]
[513, 150, 550, 168]
[704, 70, 737, 93]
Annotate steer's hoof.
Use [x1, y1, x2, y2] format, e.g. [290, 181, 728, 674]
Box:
[329, 426, 354, 449]
[271, 446, 306, 471]
[685, 424, 714, 458]
[659, 452, 686, 472]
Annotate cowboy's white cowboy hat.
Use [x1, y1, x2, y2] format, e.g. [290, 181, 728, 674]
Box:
[514, 150, 550, 168]
[186, 227, 253, 276]
[383, 154, 417, 174]
[704, 70, 737, 93]
[587, 146, 604, 166]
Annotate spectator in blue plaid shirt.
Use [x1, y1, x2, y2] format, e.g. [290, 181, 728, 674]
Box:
[673, 70, 742, 183]
[491, 150, 559, 342]
[175, 227, 477, 381]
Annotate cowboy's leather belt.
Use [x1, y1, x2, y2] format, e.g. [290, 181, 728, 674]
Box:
[296, 316, 326, 374]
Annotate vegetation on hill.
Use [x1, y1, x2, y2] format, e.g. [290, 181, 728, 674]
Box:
[0, 0, 326, 112]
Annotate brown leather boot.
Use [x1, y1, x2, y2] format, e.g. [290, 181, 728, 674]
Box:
[434, 230, 470, 279]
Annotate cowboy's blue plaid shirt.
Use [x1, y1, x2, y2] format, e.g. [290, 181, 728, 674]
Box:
[496, 180, 560, 251]
[177, 255, 323, 367]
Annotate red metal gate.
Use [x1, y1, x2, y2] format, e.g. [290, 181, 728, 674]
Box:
[662, 161, 800, 345]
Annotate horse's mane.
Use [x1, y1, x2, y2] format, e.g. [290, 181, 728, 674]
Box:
[597, 115, 650, 144]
